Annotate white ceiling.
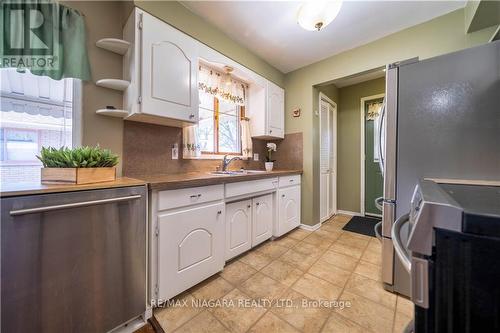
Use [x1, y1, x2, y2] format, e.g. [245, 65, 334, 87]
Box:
[181, 1, 466, 73]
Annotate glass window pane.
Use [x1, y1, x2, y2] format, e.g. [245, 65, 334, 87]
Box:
[218, 99, 239, 116]
[199, 91, 214, 111]
[0, 68, 75, 184]
[198, 108, 215, 152]
[218, 114, 240, 153]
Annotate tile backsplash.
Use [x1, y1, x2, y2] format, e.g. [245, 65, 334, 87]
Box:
[122, 121, 302, 177]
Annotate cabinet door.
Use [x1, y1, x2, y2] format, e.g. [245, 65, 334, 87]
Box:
[267, 82, 284, 138]
[157, 202, 224, 300]
[141, 12, 198, 123]
[225, 200, 252, 260]
[278, 185, 301, 236]
[252, 193, 273, 246]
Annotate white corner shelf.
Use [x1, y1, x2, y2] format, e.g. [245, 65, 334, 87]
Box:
[96, 38, 130, 55]
[96, 79, 130, 91]
[96, 109, 129, 118]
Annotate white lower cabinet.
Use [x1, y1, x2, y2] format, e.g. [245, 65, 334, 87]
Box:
[252, 193, 273, 247]
[225, 194, 274, 260]
[152, 175, 301, 302]
[157, 202, 225, 301]
[225, 199, 252, 260]
[277, 185, 301, 237]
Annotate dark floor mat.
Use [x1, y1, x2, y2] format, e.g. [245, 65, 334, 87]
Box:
[342, 215, 380, 237]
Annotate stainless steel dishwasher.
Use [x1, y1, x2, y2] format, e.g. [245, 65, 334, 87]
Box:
[1, 185, 148, 333]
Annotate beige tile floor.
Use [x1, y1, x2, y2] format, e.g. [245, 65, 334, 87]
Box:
[154, 214, 414, 333]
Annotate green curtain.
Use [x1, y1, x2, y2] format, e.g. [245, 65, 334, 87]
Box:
[0, 0, 91, 81]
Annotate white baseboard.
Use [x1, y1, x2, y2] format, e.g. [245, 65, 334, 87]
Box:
[299, 223, 321, 231]
[336, 210, 363, 217]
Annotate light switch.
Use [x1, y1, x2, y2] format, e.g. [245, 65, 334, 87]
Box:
[253, 153, 259, 161]
[172, 143, 178, 160]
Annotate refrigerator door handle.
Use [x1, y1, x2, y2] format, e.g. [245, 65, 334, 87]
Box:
[383, 65, 398, 201]
[377, 98, 386, 174]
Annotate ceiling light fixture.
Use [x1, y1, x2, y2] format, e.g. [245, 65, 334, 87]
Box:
[297, 0, 343, 31]
[223, 66, 234, 87]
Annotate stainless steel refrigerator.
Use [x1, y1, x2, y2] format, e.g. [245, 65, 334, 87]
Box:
[378, 40, 500, 297]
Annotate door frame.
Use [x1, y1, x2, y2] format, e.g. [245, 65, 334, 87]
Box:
[319, 92, 338, 220]
[360, 93, 385, 217]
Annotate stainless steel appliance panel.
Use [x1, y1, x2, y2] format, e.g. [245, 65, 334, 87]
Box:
[395, 41, 500, 219]
[1, 186, 147, 333]
[382, 201, 395, 238]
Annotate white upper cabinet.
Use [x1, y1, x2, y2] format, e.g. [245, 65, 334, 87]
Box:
[248, 79, 285, 139]
[267, 81, 285, 138]
[124, 9, 198, 127]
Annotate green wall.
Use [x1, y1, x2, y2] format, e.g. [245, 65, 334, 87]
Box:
[285, 8, 496, 225]
[465, 0, 500, 33]
[337, 78, 385, 213]
[134, 1, 285, 87]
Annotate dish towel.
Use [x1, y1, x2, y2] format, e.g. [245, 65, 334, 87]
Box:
[241, 118, 253, 159]
[182, 125, 201, 158]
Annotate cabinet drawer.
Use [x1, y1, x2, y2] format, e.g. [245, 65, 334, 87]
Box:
[279, 175, 301, 187]
[225, 178, 278, 199]
[157, 184, 224, 211]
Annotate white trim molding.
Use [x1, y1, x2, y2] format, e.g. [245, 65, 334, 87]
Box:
[319, 92, 338, 220]
[299, 223, 321, 231]
[336, 210, 363, 217]
[360, 93, 385, 216]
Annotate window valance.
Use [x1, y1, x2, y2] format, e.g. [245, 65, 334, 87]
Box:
[198, 64, 247, 106]
[0, 0, 91, 81]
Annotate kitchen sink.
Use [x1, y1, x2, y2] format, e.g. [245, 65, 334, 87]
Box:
[210, 170, 267, 176]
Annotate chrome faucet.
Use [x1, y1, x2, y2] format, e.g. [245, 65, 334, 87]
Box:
[221, 155, 241, 171]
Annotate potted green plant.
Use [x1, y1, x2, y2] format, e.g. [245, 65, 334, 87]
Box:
[37, 146, 119, 184]
[265, 142, 277, 172]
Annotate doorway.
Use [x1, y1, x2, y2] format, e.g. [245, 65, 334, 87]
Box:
[361, 94, 384, 216]
[319, 93, 337, 222]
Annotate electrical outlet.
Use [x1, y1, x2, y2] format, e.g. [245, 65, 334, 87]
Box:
[172, 143, 178, 160]
[253, 153, 259, 161]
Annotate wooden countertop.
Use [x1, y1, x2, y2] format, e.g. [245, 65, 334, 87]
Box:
[136, 169, 303, 191]
[0, 177, 147, 198]
[0, 170, 302, 197]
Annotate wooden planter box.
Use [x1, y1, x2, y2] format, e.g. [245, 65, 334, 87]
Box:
[41, 167, 116, 185]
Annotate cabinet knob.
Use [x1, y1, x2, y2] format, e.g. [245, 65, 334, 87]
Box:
[217, 210, 222, 215]
[247, 205, 251, 208]
[189, 114, 195, 119]
[282, 194, 285, 198]
[289, 179, 294, 182]
[256, 202, 260, 206]
[269, 130, 272, 133]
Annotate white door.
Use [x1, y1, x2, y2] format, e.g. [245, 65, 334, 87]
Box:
[278, 185, 301, 235]
[225, 199, 252, 260]
[267, 82, 284, 138]
[141, 12, 198, 123]
[157, 202, 224, 300]
[320, 99, 331, 222]
[252, 193, 273, 246]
